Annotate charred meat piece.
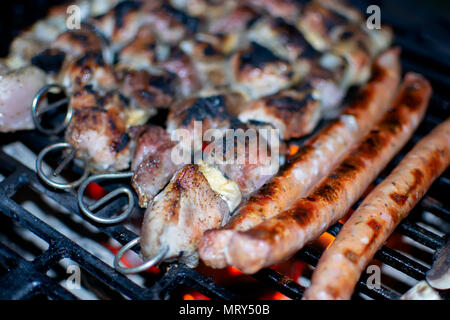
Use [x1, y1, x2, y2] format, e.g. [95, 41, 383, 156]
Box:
[51, 26, 112, 63]
[140, 163, 233, 268]
[297, 1, 353, 51]
[0, 66, 47, 132]
[89, 0, 144, 50]
[207, 5, 259, 34]
[117, 68, 177, 110]
[160, 47, 201, 97]
[61, 51, 117, 92]
[248, 17, 319, 63]
[140, 3, 200, 45]
[238, 88, 321, 140]
[117, 26, 159, 70]
[166, 93, 243, 142]
[203, 123, 280, 196]
[243, 0, 304, 24]
[131, 125, 182, 208]
[230, 42, 302, 99]
[171, 0, 238, 19]
[65, 90, 133, 172]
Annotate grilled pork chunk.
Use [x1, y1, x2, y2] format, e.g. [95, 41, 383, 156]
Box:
[131, 125, 182, 208]
[65, 90, 134, 172]
[61, 51, 118, 92]
[203, 123, 280, 197]
[238, 88, 321, 140]
[140, 163, 239, 268]
[230, 42, 302, 100]
[0, 66, 47, 132]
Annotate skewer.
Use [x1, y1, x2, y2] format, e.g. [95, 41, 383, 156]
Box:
[31, 84, 72, 135]
[36, 142, 89, 189]
[77, 172, 135, 224]
[114, 237, 169, 274]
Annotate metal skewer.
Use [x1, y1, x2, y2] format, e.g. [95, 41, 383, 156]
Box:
[77, 172, 135, 224]
[31, 84, 73, 135]
[114, 237, 169, 274]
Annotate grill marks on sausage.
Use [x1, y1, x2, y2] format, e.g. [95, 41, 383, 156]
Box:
[239, 42, 287, 70]
[113, 0, 142, 29]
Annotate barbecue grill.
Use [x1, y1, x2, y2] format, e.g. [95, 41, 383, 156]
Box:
[0, 0, 448, 300]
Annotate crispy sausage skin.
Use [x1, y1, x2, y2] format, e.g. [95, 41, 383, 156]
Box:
[199, 48, 401, 269]
[224, 73, 431, 274]
[304, 118, 450, 300]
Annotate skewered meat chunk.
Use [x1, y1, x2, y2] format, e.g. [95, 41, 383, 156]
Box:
[160, 47, 202, 97]
[167, 93, 243, 140]
[207, 5, 259, 34]
[131, 125, 182, 208]
[203, 123, 281, 196]
[238, 87, 321, 140]
[140, 3, 201, 45]
[0, 66, 47, 132]
[116, 26, 160, 71]
[89, 0, 145, 51]
[243, 0, 304, 24]
[117, 68, 177, 110]
[61, 51, 118, 92]
[140, 163, 234, 268]
[52, 26, 111, 61]
[170, 0, 238, 19]
[230, 42, 302, 99]
[247, 16, 319, 63]
[65, 90, 134, 172]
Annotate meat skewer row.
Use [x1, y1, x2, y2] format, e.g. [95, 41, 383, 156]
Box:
[222, 72, 431, 274]
[304, 117, 450, 300]
[199, 47, 401, 269]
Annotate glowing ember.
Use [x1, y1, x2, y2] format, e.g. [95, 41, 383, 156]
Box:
[183, 291, 211, 300]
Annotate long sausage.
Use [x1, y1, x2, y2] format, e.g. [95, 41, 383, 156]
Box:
[304, 117, 450, 300]
[225, 72, 431, 274]
[199, 48, 401, 268]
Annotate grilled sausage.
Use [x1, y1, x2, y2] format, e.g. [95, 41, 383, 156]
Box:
[304, 117, 450, 300]
[199, 47, 401, 269]
[226, 72, 431, 274]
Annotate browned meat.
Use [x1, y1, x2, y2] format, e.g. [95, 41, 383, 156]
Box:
[51, 26, 112, 63]
[207, 5, 259, 34]
[305, 117, 449, 300]
[238, 88, 321, 140]
[171, 0, 238, 19]
[117, 68, 177, 110]
[89, 0, 145, 50]
[140, 164, 231, 268]
[131, 125, 182, 208]
[65, 90, 134, 172]
[139, 3, 200, 45]
[203, 124, 281, 196]
[230, 42, 302, 99]
[243, 0, 304, 24]
[247, 16, 319, 63]
[117, 26, 159, 70]
[166, 93, 243, 141]
[160, 47, 202, 97]
[225, 72, 431, 274]
[61, 51, 117, 92]
[198, 48, 401, 269]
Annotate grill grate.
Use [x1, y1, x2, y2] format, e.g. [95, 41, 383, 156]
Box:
[0, 0, 449, 301]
